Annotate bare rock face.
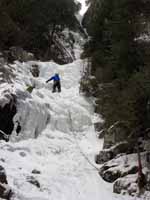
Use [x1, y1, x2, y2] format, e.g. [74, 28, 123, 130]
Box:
[0, 92, 16, 141]
[30, 64, 39, 77]
[0, 165, 8, 184]
[3, 47, 34, 63]
[46, 31, 75, 65]
[0, 60, 17, 141]
[0, 165, 12, 199]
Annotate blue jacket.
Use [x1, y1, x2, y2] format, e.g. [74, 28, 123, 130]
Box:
[47, 74, 60, 82]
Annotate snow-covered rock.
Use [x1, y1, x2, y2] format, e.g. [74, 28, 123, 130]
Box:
[96, 141, 131, 164]
[113, 174, 138, 195]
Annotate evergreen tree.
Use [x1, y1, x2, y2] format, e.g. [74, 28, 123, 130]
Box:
[0, 0, 79, 56]
[82, 0, 150, 131]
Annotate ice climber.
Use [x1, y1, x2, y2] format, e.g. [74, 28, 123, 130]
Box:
[46, 73, 61, 92]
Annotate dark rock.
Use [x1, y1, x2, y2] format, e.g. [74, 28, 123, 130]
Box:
[16, 121, 21, 135]
[43, 31, 77, 64]
[0, 184, 12, 200]
[0, 94, 17, 141]
[94, 122, 103, 133]
[137, 172, 147, 192]
[32, 169, 41, 174]
[4, 47, 34, 63]
[114, 178, 129, 194]
[113, 175, 137, 195]
[0, 165, 12, 199]
[96, 141, 130, 164]
[27, 176, 40, 188]
[0, 165, 8, 184]
[30, 64, 39, 77]
[122, 166, 138, 177]
[98, 129, 107, 139]
[100, 162, 139, 183]
[95, 150, 113, 164]
[100, 168, 121, 183]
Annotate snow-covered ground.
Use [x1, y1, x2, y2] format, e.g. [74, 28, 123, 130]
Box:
[0, 42, 139, 199]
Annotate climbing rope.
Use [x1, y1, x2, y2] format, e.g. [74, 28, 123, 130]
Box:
[68, 110, 100, 172]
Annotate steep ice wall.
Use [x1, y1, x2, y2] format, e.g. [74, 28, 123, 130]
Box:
[7, 32, 89, 142]
[10, 58, 92, 142]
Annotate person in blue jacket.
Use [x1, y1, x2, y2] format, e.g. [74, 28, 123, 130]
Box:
[46, 73, 61, 92]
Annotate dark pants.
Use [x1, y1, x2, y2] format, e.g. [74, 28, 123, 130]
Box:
[53, 80, 61, 92]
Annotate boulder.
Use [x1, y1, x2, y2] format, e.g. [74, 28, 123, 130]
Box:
[0, 165, 8, 184]
[94, 122, 104, 133]
[113, 175, 137, 195]
[96, 141, 130, 164]
[95, 149, 113, 164]
[30, 64, 39, 77]
[99, 152, 139, 184]
[100, 168, 121, 183]
[100, 164, 138, 183]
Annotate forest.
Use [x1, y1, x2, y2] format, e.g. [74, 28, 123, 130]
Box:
[0, 0, 80, 59]
[82, 0, 150, 136]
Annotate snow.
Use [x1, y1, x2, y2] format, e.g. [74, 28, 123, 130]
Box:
[76, 0, 88, 15]
[0, 38, 137, 200]
[135, 34, 150, 42]
[0, 83, 15, 107]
